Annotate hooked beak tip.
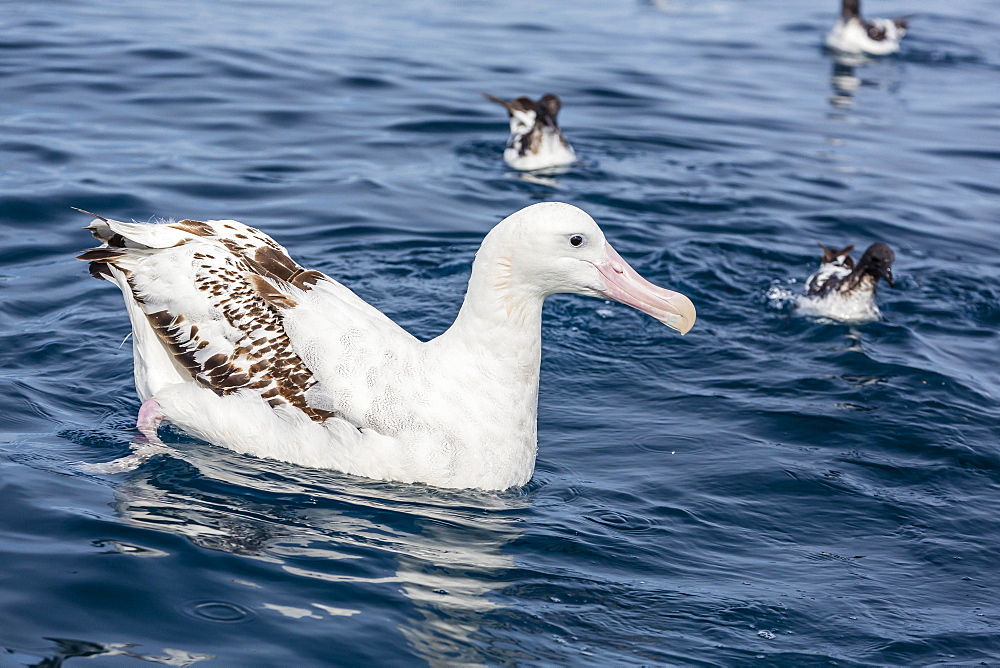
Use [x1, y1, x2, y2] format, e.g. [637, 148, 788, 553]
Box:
[668, 294, 697, 335]
[595, 242, 697, 335]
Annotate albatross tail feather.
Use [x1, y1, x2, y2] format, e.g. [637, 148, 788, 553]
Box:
[74, 208, 196, 250]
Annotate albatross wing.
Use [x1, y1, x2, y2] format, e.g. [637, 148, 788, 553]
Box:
[79, 214, 341, 423]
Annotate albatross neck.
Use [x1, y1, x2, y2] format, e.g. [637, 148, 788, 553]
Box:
[432, 248, 545, 370]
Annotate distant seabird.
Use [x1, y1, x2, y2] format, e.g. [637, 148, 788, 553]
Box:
[483, 93, 576, 171]
[798, 242, 896, 321]
[826, 0, 909, 55]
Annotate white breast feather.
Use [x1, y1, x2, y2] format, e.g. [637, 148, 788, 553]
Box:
[826, 17, 905, 55]
[798, 263, 880, 322]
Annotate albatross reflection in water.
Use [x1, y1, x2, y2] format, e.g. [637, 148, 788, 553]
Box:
[99, 446, 529, 664]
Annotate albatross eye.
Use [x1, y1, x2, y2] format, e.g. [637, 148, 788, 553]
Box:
[569, 234, 584, 247]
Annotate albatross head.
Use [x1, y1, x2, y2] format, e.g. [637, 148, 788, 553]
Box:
[482, 202, 696, 334]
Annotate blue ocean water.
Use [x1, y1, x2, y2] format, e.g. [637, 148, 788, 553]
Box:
[2, 0, 999, 663]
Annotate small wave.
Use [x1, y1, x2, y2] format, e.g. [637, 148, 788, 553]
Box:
[764, 280, 799, 313]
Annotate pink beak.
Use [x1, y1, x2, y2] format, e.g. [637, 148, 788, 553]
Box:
[592, 243, 696, 334]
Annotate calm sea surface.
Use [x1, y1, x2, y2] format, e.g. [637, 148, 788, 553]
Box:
[2, 0, 999, 664]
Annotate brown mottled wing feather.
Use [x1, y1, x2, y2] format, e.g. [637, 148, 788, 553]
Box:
[170, 219, 327, 290]
[79, 220, 337, 423]
[524, 122, 544, 157]
[865, 21, 887, 41]
[818, 243, 855, 266]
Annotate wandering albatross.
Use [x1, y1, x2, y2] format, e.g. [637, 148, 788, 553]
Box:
[78, 202, 695, 490]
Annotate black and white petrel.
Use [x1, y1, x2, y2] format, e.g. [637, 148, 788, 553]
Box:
[483, 93, 576, 171]
[799, 242, 896, 321]
[826, 0, 909, 55]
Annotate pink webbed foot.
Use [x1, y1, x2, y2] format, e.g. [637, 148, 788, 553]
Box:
[137, 397, 164, 441]
[74, 397, 173, 474]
